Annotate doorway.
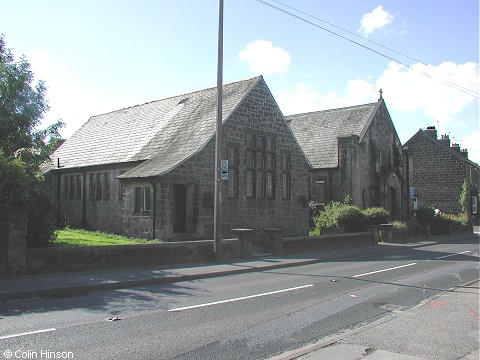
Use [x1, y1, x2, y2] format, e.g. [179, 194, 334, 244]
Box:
[388, 186, 397, 220]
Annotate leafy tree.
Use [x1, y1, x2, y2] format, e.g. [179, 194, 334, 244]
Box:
[0, 35, 64, 246]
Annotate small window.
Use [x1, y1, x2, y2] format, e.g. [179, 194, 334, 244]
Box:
[472, 195, 478, 215]
[89, 174, 96, 200]
[75, 174, 82, 200]
[134, 187, 142, 214]
[177, 98, 189, 105]
[104, 173, 111, 200]
[134, 187, 152, 215]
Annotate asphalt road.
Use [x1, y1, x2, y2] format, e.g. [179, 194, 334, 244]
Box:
[1, 239, 478, 360]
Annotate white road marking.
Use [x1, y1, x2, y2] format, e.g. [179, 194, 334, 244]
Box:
[0, 328, 56, 340]
[352, 263, 417, 278]
[436, 251, 471, 260]
[167, 284, 314, 312]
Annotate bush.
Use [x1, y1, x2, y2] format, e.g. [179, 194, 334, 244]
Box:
[415, 206, 435, 225]
[391, 221, 407, 230]
[440, 212, 468, 225]
[337, 206, 366, 233]
[362, 207, 390, 225]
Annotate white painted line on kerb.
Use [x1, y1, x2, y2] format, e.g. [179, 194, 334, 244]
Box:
[168, 284, 314, 312]
[352, 263, 417, 278]
[0, 328, 56, 340]
[436, 250, 471, 260]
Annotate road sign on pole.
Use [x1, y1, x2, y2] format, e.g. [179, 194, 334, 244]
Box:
[221, 160, 228, 180]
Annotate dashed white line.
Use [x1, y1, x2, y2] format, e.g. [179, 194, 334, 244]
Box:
[0, 328, 56, 340]
[352, 263, 417, 278]
[436, 251, 471, 260]
[167, 284, 314, 312]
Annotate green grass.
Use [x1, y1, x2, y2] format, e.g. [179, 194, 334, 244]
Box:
[54, 228, 161, 247]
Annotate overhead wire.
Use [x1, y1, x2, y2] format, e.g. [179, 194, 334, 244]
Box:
[254, 0, 479, 99]
[269, 0, 479, 89]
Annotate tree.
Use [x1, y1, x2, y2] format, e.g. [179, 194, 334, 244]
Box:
[0, 34, 64, 246]
[0, 34, 64, 165]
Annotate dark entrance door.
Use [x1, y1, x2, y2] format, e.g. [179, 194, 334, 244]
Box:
[388, 186, 397, 220]
[174, 184, 187, 233]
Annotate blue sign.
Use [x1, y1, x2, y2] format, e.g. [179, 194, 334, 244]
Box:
[409, 186, 415, 199]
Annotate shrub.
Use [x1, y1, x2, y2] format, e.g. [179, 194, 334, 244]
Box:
[362, 207, 389, 225]
[337, 205, 366, 233]
[415, 206, 435, 225]
[441, 212, 468, 225]
[391, 221, 407, 230]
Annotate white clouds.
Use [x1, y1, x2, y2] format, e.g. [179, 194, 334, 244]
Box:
[238, 40, 291, 75]
[276, 79, 375, 116]
[375, 61, 479, 129]
[26, 49, 118, 138]
[358, 6, 394, 37]
[461, 131, 480, 166]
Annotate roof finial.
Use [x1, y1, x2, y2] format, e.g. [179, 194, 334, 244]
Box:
[379, 88, 383, 100]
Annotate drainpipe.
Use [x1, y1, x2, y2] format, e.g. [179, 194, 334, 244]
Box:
[82, 171, 86, 228]
[150, 179, 157, 240]
[405, 147, 410, 219]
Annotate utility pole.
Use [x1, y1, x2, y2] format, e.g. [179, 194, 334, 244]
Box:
[214, 0, 224, 258]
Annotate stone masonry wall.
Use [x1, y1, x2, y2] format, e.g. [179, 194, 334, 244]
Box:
[407, 133, 473, 213]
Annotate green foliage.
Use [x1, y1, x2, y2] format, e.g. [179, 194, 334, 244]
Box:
[0, 35, 64, 246]
[337, 205, 366, 233]
[26, 176, 56, 247]
[311, 198, 375, 234]
[0, 35, 64, 162]
[391, 221, 407, 230]
[362, 207, 390, 225]
[441, 212, 468, 225]
[0, 151, 31, 219]
[415, 206, 435, 225]
[459, 179, 468, 213]
[54, 228, 161, 247]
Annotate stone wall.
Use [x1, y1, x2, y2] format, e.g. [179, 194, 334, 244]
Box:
[282, 232, 373, 254]
[27, 239, 241, 274]
[0, 207, 28, 276]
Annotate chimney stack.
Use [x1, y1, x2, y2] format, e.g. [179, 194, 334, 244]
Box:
[438, 134, 450, 147]
[460, 149, 468, 159]
[425, 126, 437, 139]
[451, 143, 461, 153]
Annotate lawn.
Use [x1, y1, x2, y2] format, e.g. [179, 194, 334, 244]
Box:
[54, 228, 161, 247]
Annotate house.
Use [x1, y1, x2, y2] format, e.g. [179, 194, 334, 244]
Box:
[286, 92, 407, 219]
[404, 126, 480, 223]
[43, 76, 311, 240]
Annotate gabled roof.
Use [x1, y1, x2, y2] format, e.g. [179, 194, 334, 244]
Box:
[46, 77, 262, 178]
[404, 129, 480, 168]
[286, 101, 380, 168]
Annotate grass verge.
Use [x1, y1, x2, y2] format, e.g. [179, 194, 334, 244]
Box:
[54, 228, 160, 247]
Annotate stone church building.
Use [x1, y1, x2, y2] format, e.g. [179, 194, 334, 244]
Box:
[43, 77, 311, 240]
[287, 93, 406, 219]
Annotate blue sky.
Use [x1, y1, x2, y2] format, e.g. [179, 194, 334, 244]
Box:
[1, 0, 479, 162]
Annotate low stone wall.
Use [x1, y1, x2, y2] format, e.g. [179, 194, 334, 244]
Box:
[282, 232, 373, 254]
[430, 223, 473, 235]
[27, 239, 241, 275]
[390, 228, 428, 243]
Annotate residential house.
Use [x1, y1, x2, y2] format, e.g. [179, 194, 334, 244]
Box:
[287, 93, 407, 219]
[404, 126, 479, 223]
[43, 76, 311, 240]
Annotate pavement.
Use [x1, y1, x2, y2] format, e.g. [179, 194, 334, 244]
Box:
[1, 230, 479, 360]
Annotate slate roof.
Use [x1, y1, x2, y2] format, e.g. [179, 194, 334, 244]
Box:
[404, 130, 480, 168]
[46, 77, 261, 178]
[286, 101, 379, 168]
